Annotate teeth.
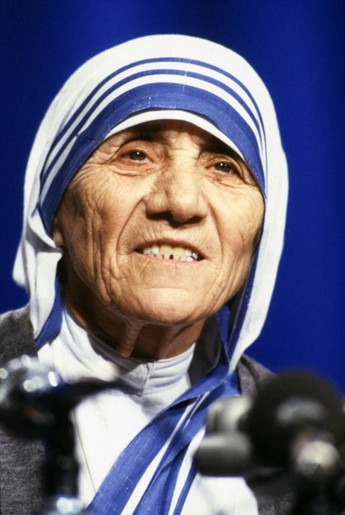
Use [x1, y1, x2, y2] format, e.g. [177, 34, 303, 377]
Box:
[140, 244, 200, 261]
[160, 244, 173, 259]
[173, 246, 185, 257]
[152, 245, 160, 255]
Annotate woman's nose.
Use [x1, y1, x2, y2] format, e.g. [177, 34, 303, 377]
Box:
[145, 161, 208, 224]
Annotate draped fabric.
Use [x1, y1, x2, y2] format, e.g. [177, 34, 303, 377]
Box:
[89, 371, 240, 514]
[13, 35, 288, 512]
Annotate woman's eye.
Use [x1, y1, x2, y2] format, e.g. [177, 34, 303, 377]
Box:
[213, 161, 237, 174]
[125, 150, 147, 161]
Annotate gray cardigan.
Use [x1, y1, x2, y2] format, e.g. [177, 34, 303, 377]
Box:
[0, 307, 292, 514]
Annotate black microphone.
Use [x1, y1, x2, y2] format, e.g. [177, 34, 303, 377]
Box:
[194, 396, 255, 476]
[195, 371, 345, 488]
[0, 355, 119, 513]
[0, 354, 117, 438]
[247, 372, 345, 478]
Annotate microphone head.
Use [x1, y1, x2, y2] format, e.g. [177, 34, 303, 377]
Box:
[246, 371, 345, 466]
[0, 355, 118, 438]
[0, 355, 62, 435]
[194, 432, 254, 476]
[194, 397, 254, 476]
[206, 396, 252, 433]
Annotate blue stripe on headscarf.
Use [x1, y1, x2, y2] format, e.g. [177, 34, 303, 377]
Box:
[40, 82, 264, 232]
[41, 68, 264, 190]
[41, 57, 266, 185]
[35, 277, 62, 348]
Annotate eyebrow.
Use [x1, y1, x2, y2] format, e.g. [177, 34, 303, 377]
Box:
[205, 141, 238, 155]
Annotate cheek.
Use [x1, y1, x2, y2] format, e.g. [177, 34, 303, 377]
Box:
[62, 176, 129, 241]
[221, 188, 263, 240]
[56, 182, 112, 269]
[59, 177, 147, 289]
[217, 191, 264, 278]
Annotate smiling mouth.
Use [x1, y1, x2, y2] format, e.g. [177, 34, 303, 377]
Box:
[136, 244, 203, 262]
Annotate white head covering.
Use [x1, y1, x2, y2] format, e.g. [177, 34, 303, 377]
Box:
[13, 34, 288, 371]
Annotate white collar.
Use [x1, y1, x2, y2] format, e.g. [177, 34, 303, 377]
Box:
[39, 307, 196, 398]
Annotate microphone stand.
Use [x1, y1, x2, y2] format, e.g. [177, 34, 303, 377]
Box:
[289, 473, 345, 515]
[37, 409, 86, 514]
[291, 493, 338, 515]
[289, 455, 345, 515]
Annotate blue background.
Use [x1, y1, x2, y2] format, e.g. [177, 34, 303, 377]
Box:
[1, 1, 345, 390]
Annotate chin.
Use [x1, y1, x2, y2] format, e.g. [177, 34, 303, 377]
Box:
[132, 293, 207, 326]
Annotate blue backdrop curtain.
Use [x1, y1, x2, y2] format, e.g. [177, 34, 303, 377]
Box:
[1, 0, 345, 390]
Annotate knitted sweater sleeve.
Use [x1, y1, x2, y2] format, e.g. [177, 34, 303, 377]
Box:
[0, 307, 45, 515]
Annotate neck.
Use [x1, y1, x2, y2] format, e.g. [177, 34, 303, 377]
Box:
[61, 274, 205, 361]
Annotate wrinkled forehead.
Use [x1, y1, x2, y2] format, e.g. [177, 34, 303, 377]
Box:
[38, 45, 267, 233]
[93, 111, 249, 166]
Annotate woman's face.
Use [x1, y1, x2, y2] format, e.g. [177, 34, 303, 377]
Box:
[53, 120, 264, 334]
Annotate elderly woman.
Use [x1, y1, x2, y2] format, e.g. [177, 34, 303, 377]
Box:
[0, 35, 288, 513]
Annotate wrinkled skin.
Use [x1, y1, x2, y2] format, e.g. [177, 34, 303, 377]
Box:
[53, 120, 264, 359]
